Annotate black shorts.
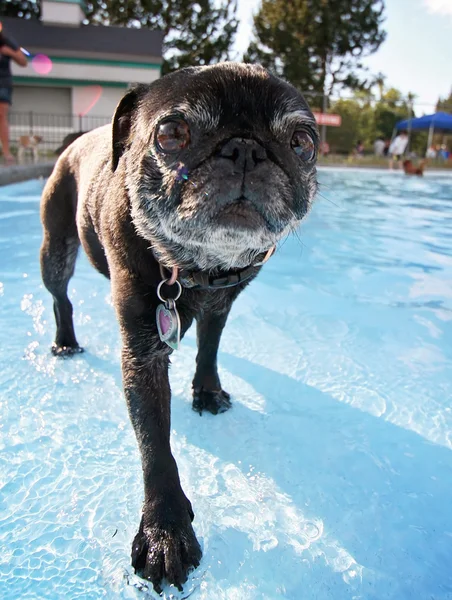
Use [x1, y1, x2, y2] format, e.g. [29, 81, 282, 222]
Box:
[0, 86, 12, 105]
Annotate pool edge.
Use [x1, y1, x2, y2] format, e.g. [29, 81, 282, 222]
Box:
[0, 162, 55, 187]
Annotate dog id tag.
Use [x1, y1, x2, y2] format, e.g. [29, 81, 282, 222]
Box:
[156, 299, 181, 351]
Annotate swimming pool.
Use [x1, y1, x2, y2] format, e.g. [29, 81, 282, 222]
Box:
[1, 169, 451, 599]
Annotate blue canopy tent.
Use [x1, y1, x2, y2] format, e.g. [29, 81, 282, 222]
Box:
[396, 112, 452, 156]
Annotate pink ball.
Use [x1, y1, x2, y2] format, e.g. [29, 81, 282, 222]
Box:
[31, 54, 53, 75]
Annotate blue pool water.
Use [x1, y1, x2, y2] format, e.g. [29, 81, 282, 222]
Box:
[1, 169, 452, 599]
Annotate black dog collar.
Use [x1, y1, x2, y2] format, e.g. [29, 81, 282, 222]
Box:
[158, 247, 275, 290]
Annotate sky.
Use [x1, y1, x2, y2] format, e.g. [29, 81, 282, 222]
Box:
[235, 0, 452, 112]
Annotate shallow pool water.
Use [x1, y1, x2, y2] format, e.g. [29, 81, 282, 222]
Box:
[1, 169, 452, 599]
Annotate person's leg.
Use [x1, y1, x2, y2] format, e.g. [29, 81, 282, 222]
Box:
[0, 100, 14, 164]
[389, 154, 394, 169]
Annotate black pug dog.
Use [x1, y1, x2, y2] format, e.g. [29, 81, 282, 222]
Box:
[40, 62, 318, 592]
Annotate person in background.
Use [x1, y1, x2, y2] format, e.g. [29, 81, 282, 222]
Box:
[439, 144, 450, 161]
[0, 24, 28, 165]
[426, 146, 437, 159]
[354, 140, 364, 157]
[388, 130, 408, 169]
[383, 139, 391, 157]
[319, 140, 330, 157]
[373, 137, 385, 157]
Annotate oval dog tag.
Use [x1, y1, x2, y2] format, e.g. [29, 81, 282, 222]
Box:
[156, 301, 181, 351]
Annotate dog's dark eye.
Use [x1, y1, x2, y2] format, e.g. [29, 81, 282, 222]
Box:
[156, 120, 190, 153]
[291, 130, 315, 161]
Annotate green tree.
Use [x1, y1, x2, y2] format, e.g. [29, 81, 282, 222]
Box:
[373, 71, 386, 101]
[326, 98, 363, 153]
[436, 89, 452, 113]
[244, 0, 386, 96]
[1, 0, 40, 18]
[325, 86, 421, 155]
[3, 0, 238, 74]
[355, 91, 377, 148]
[84, 0, 238, 74]
[326, 92, 376, 153]
[374, 87, 410, 139]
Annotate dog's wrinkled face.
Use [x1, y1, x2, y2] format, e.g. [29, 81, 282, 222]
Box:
[114, 63, 318, 270]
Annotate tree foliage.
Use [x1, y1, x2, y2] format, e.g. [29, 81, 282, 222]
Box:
[436, 89, 452, 113]
[326, 86, 416, 154]
[84, 0, 238, 74]
[1, 0, 40, 19]
[245, 0, 386, 96]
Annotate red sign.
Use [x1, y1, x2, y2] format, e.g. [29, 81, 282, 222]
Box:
[313, 112, 342, 127]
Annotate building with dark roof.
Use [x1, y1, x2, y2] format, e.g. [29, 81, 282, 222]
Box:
[1, 0, 163, 149]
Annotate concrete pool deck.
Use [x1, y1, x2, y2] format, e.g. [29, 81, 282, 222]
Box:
[0, 161, 56, 187]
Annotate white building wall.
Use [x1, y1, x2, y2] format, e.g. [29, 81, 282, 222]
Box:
[11, 85, 72, 116]
[41, 1, 85, 27]
[9, 49, 161, 147]
[9, 84, 118, 149]
[71, 86, 124, 118]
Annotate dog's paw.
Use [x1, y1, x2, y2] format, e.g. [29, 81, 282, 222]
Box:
[192, 388, 232, 415]
[131, 514, 201, 593]
[51, 343, 84, 357]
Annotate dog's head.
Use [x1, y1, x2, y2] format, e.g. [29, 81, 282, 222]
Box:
[113, 63, 318, 270]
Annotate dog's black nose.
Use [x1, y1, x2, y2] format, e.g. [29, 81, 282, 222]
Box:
[219, 138, 267, 172]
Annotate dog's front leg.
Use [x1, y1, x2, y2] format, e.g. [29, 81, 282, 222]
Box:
[192, 287, 248, 415]
[126, 354, 201, 591]
[192, 307, 232, 415]
[112, 273, 201, 592]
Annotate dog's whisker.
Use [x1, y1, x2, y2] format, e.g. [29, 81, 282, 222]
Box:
[293, 228, 307, 249]
[291, 231, 306, 259]
[277, 234, 290, 251]
[318, 181, 332, 190]
[317, 190, 339, 207]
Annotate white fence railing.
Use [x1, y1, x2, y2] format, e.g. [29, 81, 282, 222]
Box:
[9, 112, 111, 153]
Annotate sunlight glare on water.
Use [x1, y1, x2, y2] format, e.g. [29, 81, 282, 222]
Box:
[0, 169, 452, 599]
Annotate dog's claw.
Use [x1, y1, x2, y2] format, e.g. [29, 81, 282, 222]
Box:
[192, 388, 231, 415]
[131, 514, 201, 593]
[51, 343, 84, 357]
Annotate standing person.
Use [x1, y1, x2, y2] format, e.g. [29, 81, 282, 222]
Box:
[0, 24, 28, 165]
[354, 140, 364, 157]
[439, 144, 450, 161]
[388, 130, 408, 170]
[373, 136, 385, 157]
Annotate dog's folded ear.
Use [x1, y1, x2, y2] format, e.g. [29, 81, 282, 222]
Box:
[112, 84, 147, 172]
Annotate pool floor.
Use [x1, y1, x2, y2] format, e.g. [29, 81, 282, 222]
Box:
[1, 169, 452, 599]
